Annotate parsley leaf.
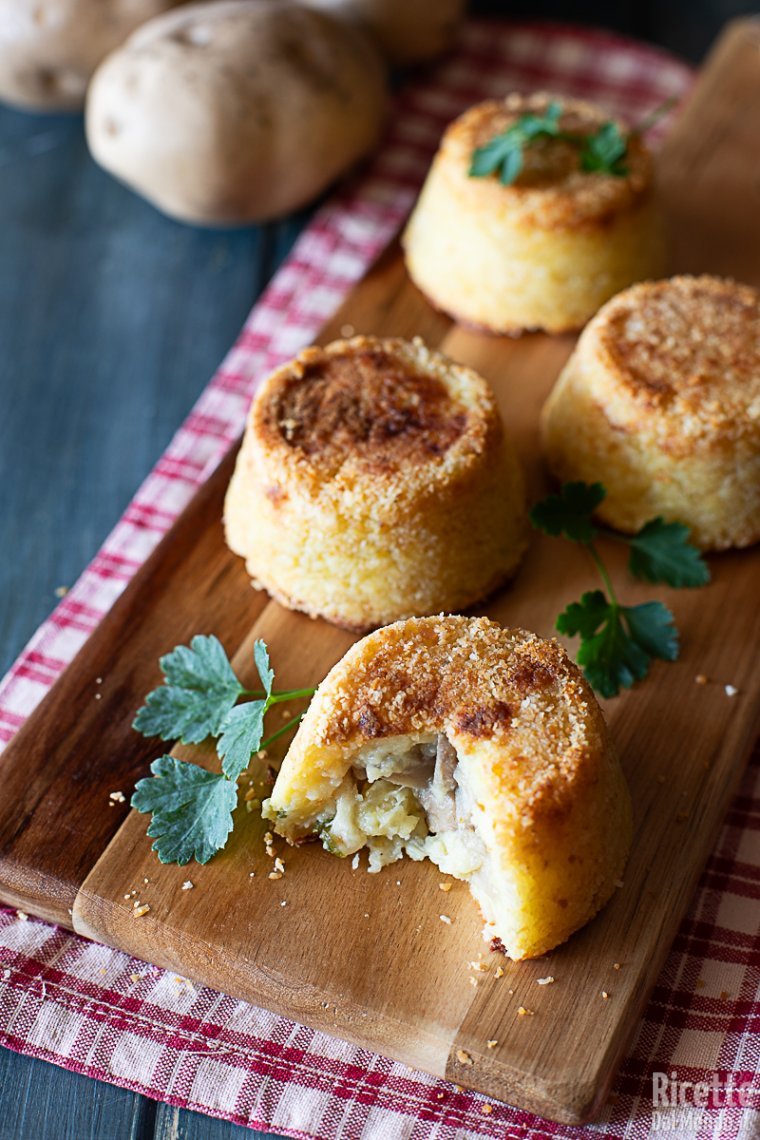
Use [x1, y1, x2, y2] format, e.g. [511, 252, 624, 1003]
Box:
[218, 639, 276, 780]
[623, 601, 679, 662]
[531, 481, 707, 698]
[218, 701, 267, 781]
[253, 640, 274, 698]
[627, 518, 710, 588]
[132, 755, 238, 864]
[529, 481, 605, 542]
[133, 634, 242, 744]
[469, 101, 564, 186]
[579, 121, 629, 176]
[556, 592, 677, 698]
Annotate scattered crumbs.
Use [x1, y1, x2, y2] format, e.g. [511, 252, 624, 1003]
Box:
[486, 1040, 498, 1050]
[482, 1105, 493, 1116]
[129, 973, 142, 983]
[132, 899, 142, 908]
[181, 881, 194, 891]
[132, 904, 150, 918]
[248, 872, 256, 879]
[268, 871, 283, 881]
[536, 976, 555, 986]
[143, 878, 149, 885]
[469, 977, 478, 988]
[244, 788, 260, 803]
[439, 915, 452, 925]
[454, 1085, 463, 1093]
[280, 900, 288, 908]
[274, 857, 286, 874]
[456, 1049, 474, 1066]
[614, 879, 624, 889]
[2, 969, 10, 980]
[436, 1092, 445, 1100]
[94, 693, 102, 701]
[15, 910, 28, 922]
[695, 674, 708, 685]
[469, 961, 487, 973]
[613, 962, 621, 971]
[725, 684, 739, 697]
[601, 991, 610, 1001]
[351, 853, 360, 870]
[281, 708, 291, 720]
[439, 882, 452, 893]
[517, 1006, 534, 1017]
[99, 968, 106, 975]
[696, 978, 706, 990]
[109, 791, 125, 803]
[67, 908, 73, 917]
[123, 894, 131, 900]
[341, 324, 355, 337]
[54, 585, 68, 597]
[720, 990, 730, 1001]
[96, 677, 103, 685]
[130, 890, 137, 896]
[363, 913, 370, 919]
[494, 966, 505, 979]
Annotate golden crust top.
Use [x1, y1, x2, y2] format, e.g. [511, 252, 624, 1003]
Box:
[250, 335, 502, 493]
[439, 92, 654, 229]
[588, 275, 760, 439]
[262, 342, 466, 473]
[291, 616, 608, 814]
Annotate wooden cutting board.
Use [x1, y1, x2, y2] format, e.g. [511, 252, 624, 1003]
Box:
[1, 19, 759, 1125]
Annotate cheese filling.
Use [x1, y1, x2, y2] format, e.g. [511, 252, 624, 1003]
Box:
[313, 735, 488, 880]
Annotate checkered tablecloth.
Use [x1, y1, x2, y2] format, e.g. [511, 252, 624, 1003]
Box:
[1, 19, 758, 1140]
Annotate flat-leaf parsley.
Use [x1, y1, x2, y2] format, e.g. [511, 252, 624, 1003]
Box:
[530, 482, 709, 698]
[131, 637, 315, 865]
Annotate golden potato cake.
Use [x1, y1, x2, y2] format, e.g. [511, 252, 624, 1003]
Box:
[263, 615, 632, 961]
[403, 92, 666, 334]
[224, 336, 528, 630]
[541, 275, 760, 550]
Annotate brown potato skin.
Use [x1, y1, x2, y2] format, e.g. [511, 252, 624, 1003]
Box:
[0, 0, 189, 111]
[85, 0, 388, 225]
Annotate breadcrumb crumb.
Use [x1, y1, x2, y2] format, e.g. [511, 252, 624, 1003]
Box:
[536, 976, 555, 985]
[439, 882, 452, 892]
[132, 904, 150, 918]
[181, 881, 194, 890]
[486, 1040, 498, 1049]
[456, 1049, 473, 1066]
[439, 915, 452, 925]
[517, 1006, 534, 1016]
[725, 684, 739, 697]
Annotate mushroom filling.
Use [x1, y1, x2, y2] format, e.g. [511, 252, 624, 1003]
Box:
[314, 734, 487, 879]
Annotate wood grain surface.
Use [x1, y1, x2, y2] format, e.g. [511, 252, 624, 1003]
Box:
[2, 17, 759, 1126]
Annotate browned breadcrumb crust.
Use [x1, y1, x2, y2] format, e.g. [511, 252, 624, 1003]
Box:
[299, 616, 609, 824]
[595, 275, 760, 431]
[263, 345, 468, 472]
[443, 92, 654, 230]
[251, 335, 501, 491]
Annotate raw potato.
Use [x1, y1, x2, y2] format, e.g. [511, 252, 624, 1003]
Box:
[85, 0, 388, 225]
[308, 0, 467, 65]
[0, 0, 189, 112]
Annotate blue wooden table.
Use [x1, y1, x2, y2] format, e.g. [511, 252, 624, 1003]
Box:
[0, 6, 747, 1137]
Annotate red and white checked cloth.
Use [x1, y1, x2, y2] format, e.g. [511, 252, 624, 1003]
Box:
[1, 20, 758, 1140]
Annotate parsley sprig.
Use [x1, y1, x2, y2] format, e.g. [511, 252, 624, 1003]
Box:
[469, 97, 675, 186]
[131, 636, 314, 865]
[530, 483, 709, 698]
